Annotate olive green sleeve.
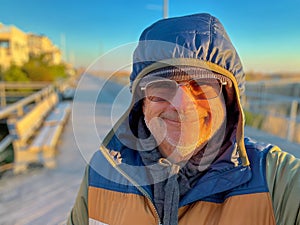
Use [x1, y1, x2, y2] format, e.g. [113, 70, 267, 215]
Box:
[67, 166, 89, 225]
[265, 146, 300, 225]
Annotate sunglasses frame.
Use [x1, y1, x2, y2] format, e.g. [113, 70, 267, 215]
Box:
[140, 78, 227, 102]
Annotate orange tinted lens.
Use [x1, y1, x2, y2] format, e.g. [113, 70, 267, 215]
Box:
[189, 79, 221, 99]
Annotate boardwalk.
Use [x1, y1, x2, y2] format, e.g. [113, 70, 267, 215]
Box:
[0, 74, 129, 225]
[0, 74, 299, 225]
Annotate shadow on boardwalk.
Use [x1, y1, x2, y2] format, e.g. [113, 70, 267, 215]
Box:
[0, 74, 299, 225]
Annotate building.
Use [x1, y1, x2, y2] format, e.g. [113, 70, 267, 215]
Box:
[0, 22, 62, 70]
[0, 23, 29, 69]
[27, 33, 62, 65]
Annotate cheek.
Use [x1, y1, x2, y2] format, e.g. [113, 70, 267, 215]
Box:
[143, 101, 168, 144]
[195, 100, 211, 113]
[143, 102, 165, 136]
[208, 98, 226, 129]
[143, 101, 163, 121]
[143, 102, 153, 122]
[194, 97, 226, 130]
[194, 100, 212, 123]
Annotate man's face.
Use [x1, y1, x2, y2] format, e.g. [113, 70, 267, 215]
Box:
[142, 78, 227, 163]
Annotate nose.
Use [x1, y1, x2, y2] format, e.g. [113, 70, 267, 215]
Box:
[170, 86, 195, 110]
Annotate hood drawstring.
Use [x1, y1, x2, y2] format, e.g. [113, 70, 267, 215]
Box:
[160, 159, 180, 225]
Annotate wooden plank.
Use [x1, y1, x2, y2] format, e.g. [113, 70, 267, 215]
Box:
[44, 102, 71, 126]
[29, 102, 69, 153]
[42, 124, 63, 169]
[43, 125, 63, 149]
[29, 126, 51, 152]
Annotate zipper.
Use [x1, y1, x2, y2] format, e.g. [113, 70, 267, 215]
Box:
[112, 163, 162, 225]
[100, 146, 162, 225]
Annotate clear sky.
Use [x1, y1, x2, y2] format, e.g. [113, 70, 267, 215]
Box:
[1, 0, 300, 73]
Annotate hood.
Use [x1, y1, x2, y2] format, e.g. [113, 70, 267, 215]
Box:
[126, 13, 249, 166]
[101, 13, 249, 176]
[130, 13, 245, 94]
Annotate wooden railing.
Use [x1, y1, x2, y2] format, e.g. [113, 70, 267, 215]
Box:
[0, 82, 51, 108]
[0, 81, 72, 173]
[0, 84, 53, 119]
[244, 80, 300, 143]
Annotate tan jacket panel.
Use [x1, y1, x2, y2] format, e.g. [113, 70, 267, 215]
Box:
[88, 187, 275, 225]
[88, 186, 159, 225]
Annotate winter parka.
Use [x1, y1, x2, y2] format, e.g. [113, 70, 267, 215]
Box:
[67, 13, 300, 225]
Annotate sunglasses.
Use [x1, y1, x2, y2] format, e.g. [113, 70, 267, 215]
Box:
[140, 78, 227, 102]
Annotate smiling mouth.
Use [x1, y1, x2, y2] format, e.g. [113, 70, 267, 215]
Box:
[162, 114, 208, 124]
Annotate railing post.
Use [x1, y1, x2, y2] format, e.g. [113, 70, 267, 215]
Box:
[287, 100, 298, 142]
[0, 82, 6, 107]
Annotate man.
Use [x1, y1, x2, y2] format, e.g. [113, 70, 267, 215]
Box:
[68, 13, 300, 225]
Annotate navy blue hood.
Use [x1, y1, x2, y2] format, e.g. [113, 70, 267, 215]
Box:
[127, 13, 249, 166]
[130, 13, 245, 96]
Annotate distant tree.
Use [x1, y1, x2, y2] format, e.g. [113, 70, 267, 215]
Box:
[3, 65, 30, 82]
[48, 63, 68, 81]
[23, 54, 68, 82]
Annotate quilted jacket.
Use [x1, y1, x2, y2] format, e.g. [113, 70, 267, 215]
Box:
[68, 13, 300, 225]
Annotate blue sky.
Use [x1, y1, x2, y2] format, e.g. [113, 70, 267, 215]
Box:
[1, 0, 300, 73]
